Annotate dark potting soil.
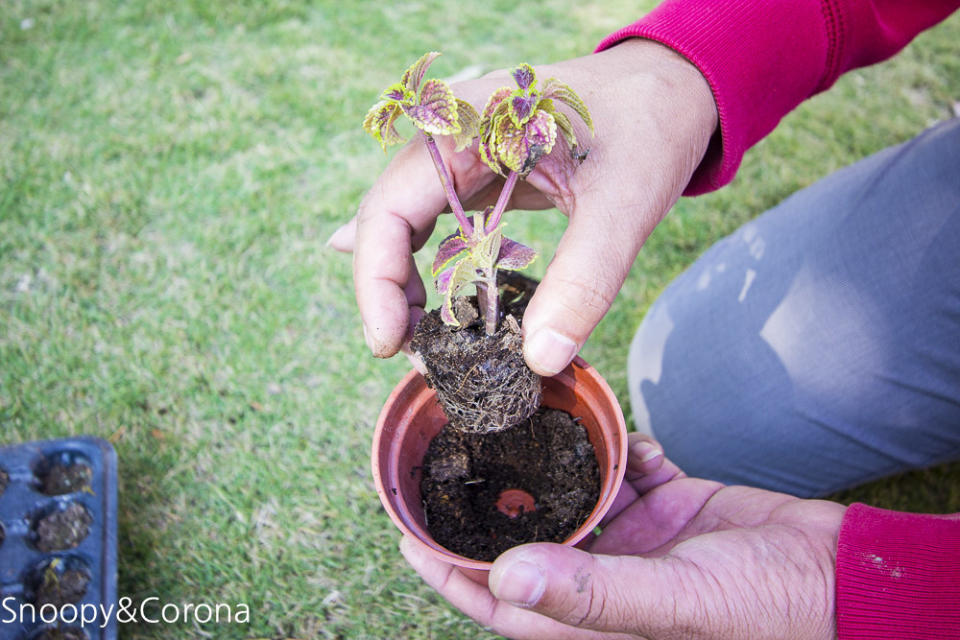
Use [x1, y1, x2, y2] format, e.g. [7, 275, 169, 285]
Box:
[0, 468, 8, 496]
[34, 503, 93, 552]
[41, 463, 93, 496]
[411, 301, 541, 434]
[420, 407, 600, 562]
[34, 564, 91, 607]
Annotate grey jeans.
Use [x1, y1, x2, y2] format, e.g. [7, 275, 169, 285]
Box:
[628, 117, 960, 497]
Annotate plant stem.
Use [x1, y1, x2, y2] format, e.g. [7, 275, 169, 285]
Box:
[484, 170, 519, 233]
[421, 132, 473, 236]
[479, 272, 499, 336]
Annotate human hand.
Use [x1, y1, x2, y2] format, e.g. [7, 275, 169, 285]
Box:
[328, 40, 717, 375]
[400, 433, 846, 640]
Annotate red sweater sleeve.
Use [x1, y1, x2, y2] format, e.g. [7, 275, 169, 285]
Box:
[836, 503, 960, 638]
[596, 1, 960, 195]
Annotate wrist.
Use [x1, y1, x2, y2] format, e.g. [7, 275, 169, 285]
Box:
[602, 38, 718, 150]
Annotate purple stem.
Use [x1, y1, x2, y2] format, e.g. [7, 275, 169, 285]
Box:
[477, 273, 499, 336]
[485, 170, 519, 233]
[421, 132, 473, 236]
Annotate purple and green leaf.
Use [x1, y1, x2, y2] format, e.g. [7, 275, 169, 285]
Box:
[508, 92, 537, 127]
[438, 258, 477, 327]
[453, 99, 480, 151]
[362, 101, 405, 151]
[497, 236, 537, 271]
[432, 232, 469, 276]
[481, 87, 512, 122]
[477, 63, 591, 177]
[495, 109, 557, 176]
[403, 79, 459, 135]
[381, 82, 413, 103]
[511, 63, 536, 91]
[540, 78, 594, 134]
[401, 51, 441, 94]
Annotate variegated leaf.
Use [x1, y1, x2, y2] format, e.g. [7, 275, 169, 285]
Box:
[435, 264, 454, 295]
[381, 82, 413, 103]
[401, 51, 441, 94]
[478, 116, 504, 175]
[439, 258, 477, 327]
[481, 87, 512, 123]
[541, 78, 594, 134]
[432, 232, 469, 276]
[511, 63, 537, 91]
[495, 109, 557, 175]
[497, 236, 537, 271]
[551, 109, 580, 155]
[440, 297, 459, 326]
[403, 79, 459, 135]
[452, 99, 480, 151]
[508, 91, 538, 128]
[362, 101, 405, 150]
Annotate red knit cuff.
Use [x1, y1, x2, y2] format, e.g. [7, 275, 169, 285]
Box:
[836, 503, 960, 639]
[595, 0, 831, 195]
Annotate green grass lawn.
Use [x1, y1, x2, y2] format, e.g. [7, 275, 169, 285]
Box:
[2, 2, 958, 638]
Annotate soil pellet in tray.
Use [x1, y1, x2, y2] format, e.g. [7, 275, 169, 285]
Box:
[33, 503, 93, 552]
[420, 407, 600, 562]
[41, 463, 93, 496]
[33, 561, 91, 607]
[0, 468, 8, 496]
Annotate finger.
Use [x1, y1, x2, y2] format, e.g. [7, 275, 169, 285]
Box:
[398, 537, 634, 640]
[328, 214, 435, 255]
[326, 216, 357, 252]
[489, 543, 681, 637]
[598, 434, 690, 536]
[353, 142, 450, 357]
[598, 481, 639, 529]
[626, 433, 666, 475]
[591, 478, 723, 557]
[625, 432, 686, 495]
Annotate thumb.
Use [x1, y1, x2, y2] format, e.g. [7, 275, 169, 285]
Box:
[489, 542, 673, 636]
[521, 195, 656, 376]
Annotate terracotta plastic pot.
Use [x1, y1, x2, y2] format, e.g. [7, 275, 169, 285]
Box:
[372, 356, 628, 581]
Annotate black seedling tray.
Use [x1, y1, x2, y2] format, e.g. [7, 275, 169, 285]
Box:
[0, 438, 117, 640]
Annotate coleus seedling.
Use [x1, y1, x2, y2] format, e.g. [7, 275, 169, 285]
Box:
[363, 52, 593, 336]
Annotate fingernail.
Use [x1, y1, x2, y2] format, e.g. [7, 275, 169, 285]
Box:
[494, 561, 545, 607]
[402, 347, 428, 375]
[326, 223, 352, 250]
[630, 440, 662, 464]
[525, 328, 578, 376]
